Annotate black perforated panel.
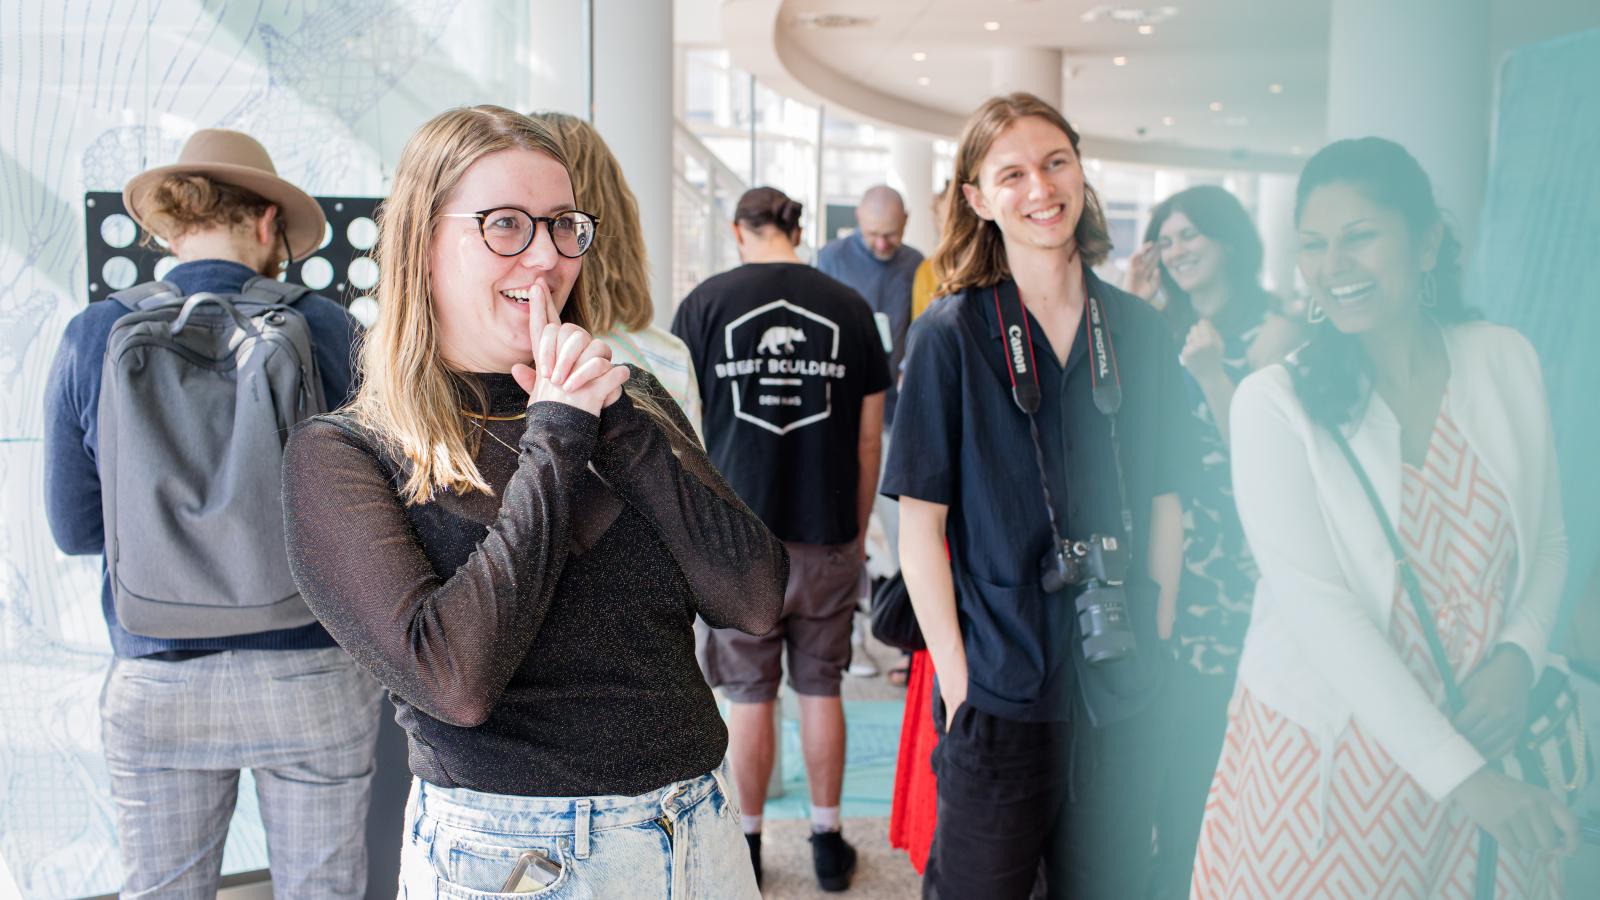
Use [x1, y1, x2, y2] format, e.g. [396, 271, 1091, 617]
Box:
[84, 191, 383, 308]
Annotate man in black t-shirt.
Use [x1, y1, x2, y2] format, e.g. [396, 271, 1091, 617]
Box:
[672, 187, 889, 891]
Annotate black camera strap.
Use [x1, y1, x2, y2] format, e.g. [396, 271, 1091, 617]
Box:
[991, 282, 1135, 550]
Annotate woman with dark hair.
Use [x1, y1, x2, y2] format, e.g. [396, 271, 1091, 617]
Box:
[1192, 138, 1574, 898]
[1122, 186, 1302, 898]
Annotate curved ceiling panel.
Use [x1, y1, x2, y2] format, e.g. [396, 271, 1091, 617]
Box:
[722, 0, 1318, 172]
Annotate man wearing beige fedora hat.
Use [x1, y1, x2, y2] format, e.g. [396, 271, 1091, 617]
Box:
[43, 129, 381, 899]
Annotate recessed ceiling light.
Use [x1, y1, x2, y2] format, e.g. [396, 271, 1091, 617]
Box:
[1269, 83, 1284, 94]
[1209, 101, 1223, 112]
[1081, 5, 1182, 26]
[1138, 24, 1154, 34]
[1162, 116, 1175, 126]
[984, 20, 1001, 31]
[793, 12, 878, 29]
[912, 51, 927, 62]
[918, 76, 932, 86]
[1113, 56, 1128, 66]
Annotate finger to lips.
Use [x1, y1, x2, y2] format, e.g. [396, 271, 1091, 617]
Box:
[542, 281, 560, 329]
[537, 323, 560, 379]
[527, 282, 549, 343]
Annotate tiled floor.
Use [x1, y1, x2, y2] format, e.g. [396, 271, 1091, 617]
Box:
[755, 817, 922, 899]
[731, 621, 925, 898]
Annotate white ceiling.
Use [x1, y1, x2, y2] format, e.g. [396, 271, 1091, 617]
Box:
[714, 0, 1600, 171]
[774, 0, 1331, 160]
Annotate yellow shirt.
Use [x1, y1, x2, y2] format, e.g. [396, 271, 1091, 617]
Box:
[911, 258, 942, 320]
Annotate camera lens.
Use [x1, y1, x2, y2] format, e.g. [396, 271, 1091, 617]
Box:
[1078, 583, 1137, 664]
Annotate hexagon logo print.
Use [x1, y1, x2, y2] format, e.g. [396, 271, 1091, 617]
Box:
[723, 299, 842, 435]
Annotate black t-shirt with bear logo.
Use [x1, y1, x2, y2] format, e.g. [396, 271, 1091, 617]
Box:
[672, 262, 891, 545]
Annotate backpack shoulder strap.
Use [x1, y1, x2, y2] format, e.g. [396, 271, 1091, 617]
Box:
[108, 280, 181, 311]
[241, 275, 314, 306]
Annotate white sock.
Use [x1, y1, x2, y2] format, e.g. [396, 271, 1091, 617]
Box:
[811, 805, 841, 833]
[742, 814, 763, 835]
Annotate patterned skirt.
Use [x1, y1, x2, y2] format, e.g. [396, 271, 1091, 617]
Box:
[1192, 407, 1559, 899]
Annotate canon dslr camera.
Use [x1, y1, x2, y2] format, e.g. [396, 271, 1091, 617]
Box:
[1039, 535, 1136, 664]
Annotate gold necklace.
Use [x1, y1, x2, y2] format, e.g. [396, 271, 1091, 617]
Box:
[471, 419, 522, 457]
[460, 409, 527, 421]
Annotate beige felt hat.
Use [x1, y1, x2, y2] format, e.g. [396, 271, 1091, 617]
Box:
[123, 129, 327, 260]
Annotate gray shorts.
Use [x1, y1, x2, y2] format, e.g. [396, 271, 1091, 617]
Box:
[702, 540, 863, 702]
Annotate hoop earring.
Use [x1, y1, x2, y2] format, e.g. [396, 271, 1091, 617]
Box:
[1307, 297, 1327, 324]
[1420, 270, 1438, 308]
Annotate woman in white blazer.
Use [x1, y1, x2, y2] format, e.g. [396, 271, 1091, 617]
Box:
[1191, 138, 1576, 899]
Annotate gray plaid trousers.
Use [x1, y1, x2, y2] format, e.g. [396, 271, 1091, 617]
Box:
[99, 647, 383, 899]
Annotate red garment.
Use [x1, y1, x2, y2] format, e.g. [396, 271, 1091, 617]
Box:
[889, 649, 938, 872]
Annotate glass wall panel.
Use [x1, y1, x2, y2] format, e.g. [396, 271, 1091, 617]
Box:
[0, 4, 590, 897]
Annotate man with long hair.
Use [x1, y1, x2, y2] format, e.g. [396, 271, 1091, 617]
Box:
[884, 94, 1191, 898]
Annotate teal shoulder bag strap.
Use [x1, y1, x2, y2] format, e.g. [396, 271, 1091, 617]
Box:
[1325, 426, 1499, 900]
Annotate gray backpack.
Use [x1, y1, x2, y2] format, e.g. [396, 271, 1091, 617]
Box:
[98, 277, 327, 638]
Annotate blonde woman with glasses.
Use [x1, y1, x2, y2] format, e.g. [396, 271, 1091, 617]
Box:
[281, 105, 782, 899]
[535, 111, 703, 434]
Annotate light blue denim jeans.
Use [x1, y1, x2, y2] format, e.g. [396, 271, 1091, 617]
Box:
[398, 761, 758, 899]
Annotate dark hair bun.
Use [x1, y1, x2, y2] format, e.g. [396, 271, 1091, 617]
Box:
[735, 186, 802, 235]
[778, 199, 803, 231]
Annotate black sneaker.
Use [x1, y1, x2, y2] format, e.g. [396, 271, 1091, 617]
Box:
[810, 829, 857, 892]
[745, 832, 762, 888]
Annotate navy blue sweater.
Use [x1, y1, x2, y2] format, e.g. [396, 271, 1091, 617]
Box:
[43, 260, 358, 657]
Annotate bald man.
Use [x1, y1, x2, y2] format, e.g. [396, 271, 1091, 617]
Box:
[816, 185, 925, 428]
[818, 187, 924, 585]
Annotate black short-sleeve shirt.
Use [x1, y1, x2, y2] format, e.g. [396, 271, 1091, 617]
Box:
[883, 268, 1193, 724]
[673, 262, 892, 545]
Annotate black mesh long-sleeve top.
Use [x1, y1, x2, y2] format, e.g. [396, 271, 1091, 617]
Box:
[282, 368, 787, 797]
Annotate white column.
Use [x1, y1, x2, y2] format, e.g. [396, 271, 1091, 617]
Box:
[889, 132, 937, 256]
[526, 1, 590, 116]
[990, 48, 1063, 111]
[1257, 173, 1299, 296]
[592, 0, 676, 325]
[1326, 0, 1490, 242]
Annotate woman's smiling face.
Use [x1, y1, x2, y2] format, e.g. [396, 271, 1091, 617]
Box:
[1157, 210, 1225, 295]
[429, 147, 581, 373]
[1297, 180, 1439, 334]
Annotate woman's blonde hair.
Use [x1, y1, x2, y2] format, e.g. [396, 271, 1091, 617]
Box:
[933, 93, 1113, 296]
[534, 112, 653, 334]
[349, 105, 587, 504]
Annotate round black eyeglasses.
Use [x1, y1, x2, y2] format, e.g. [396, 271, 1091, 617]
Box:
[439, 207, 600, 259]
